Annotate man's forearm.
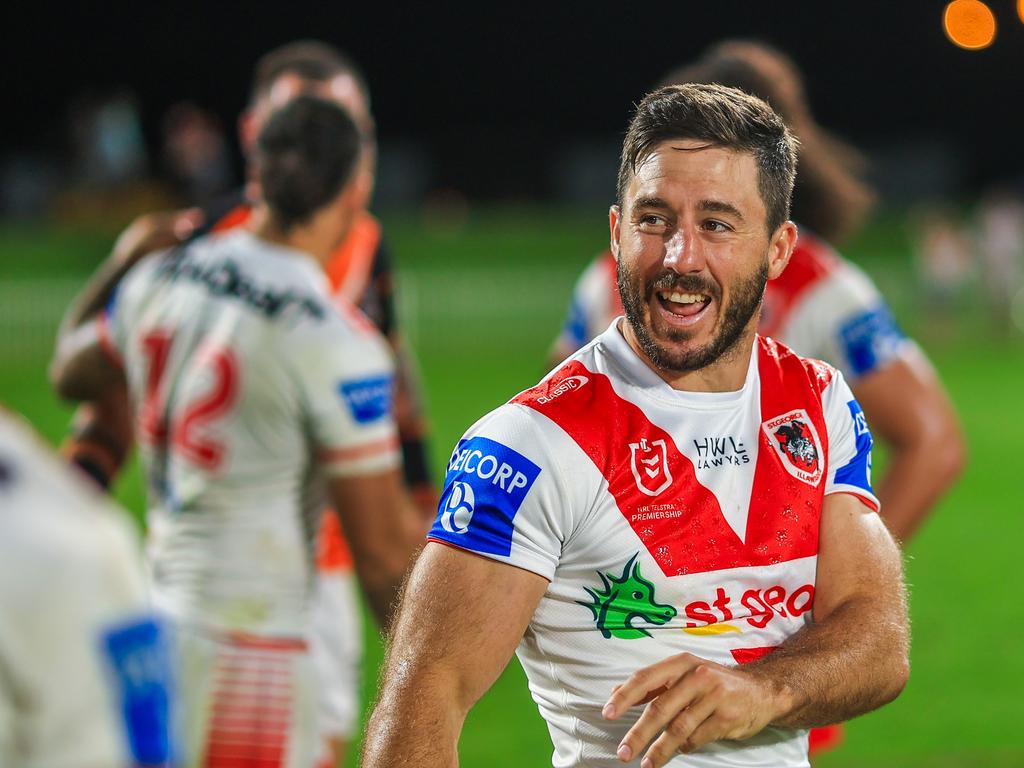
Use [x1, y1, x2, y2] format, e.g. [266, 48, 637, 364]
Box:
[58, 254, 135, 343]
[58, 210, 196, 341]
[747, 591, 910, 729]
[875, 438, 964, 542]
[361, 665, 463, 768]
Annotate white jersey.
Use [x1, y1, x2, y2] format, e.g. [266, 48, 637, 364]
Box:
[428, 325, 877, 768]
[102, 229, 399, 636]
[559, 231, 912, 381]
[0, 411, 174, 768]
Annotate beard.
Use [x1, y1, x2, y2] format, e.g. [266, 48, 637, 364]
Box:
[617, 257, 768, 374]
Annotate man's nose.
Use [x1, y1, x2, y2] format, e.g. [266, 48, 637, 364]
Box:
[663, 228, 706, 273]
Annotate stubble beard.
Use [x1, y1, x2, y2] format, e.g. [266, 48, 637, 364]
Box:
[617, 257, 769, 374]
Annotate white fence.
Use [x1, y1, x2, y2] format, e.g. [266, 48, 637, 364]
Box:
[0, 267, 579, 363]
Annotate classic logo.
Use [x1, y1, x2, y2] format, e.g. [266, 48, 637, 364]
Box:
[578, 554, 676, 639]
[440, 481, 475, 534]
[762, 409, 823, 485]
[629, 437, 673, 496]
[537, 374, 589, 405]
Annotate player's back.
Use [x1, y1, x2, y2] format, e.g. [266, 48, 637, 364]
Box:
[106, 228, 394, 635]
[0, 411, 173, 768]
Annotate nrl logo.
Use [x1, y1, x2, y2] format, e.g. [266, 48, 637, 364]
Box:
[762, 409, 823, 485]
[577, 553, 676, 639]
[629, 437, 672, 496]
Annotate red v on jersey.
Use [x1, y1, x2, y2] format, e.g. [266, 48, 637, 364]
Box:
[514, 337, 832, 578]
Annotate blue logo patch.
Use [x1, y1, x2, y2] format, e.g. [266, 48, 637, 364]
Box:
[839, 304, 906, 377]
[833, 400, 874, 494]
[429, 436, 542, 557]
[563, 295, 589, 349]
[101, 616, 175, 765]
[339, 375, 394, 424]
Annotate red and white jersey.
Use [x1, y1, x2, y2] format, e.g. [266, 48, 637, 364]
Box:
[428, 324, 877, 767]
[0, 411, 173, 767]
[559, 232, 911, 381]
[102, 229, 399, 636]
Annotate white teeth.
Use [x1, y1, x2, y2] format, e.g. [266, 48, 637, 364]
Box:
[661, 291, 708, 304]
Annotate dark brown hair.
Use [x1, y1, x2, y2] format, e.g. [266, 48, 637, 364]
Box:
[618, 82, 798, 234]
[250, 40, 369, 109]
[256, 96, 361, 230]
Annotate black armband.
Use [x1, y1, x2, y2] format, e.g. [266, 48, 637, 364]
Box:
[401, 437, 433, 488]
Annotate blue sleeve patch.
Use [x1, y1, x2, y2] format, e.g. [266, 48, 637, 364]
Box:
[428, 436, 542, 557]
[833, 400, 874, 494]
[104, 280, 123, 322]
[101, 616, 175, 765]
[562, 295, 588, 351]
[838, 304, 907, 377]
[339, 374, 394, 424]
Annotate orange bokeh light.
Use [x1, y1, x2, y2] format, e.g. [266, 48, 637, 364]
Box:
[943, 0, 997, 50]
[1019, 0, 1023, 23]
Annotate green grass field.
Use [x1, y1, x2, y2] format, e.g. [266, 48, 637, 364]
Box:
[2, 210, 1022, 766]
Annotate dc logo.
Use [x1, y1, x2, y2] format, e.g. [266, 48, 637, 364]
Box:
[441, 481, 476, 534]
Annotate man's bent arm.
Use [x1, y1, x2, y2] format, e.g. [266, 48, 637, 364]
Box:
[57, 209, 201, 340]
[853, 350, 966, 543]
[606, 493, 909, 766]
[361, 542, 549, 767]
[327, 468, 430, 630]
[50, 321, 124, 403]
[745, 491, 910, 725]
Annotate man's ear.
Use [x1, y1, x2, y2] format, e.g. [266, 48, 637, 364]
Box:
[609, 205, 622, 262]
[238, 110, 258, 158]
[767, 220, 799, 280]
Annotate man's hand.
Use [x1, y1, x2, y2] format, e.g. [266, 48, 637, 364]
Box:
[603, 653, 789, 767]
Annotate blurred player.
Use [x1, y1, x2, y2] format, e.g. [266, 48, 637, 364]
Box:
[552, 42, 965, 757]
[57, 40, 433, 767]
[0, 408, 174, 767]
[554, 41, 964, 546]
[51, 96, 424, 768]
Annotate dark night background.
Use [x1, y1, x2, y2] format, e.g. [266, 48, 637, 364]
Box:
[5, 0, 1023, 204]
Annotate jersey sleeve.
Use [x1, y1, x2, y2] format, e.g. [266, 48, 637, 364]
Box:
[556, 255, 616, 354]
[821, 369, 880, 511]
[293, 319, 401, 478]
[427, 404, 575, 581]
[812, 263, 913, 380]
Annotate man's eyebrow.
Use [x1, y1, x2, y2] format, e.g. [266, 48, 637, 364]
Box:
[699, 199, 745, 221]
[632, 196, 672, 211]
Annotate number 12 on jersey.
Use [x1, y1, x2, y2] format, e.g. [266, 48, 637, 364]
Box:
[137, 329, 239, 472]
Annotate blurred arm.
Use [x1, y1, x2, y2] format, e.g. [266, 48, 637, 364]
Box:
[51, 209, 200, 482]
[388, 333, 439, 518]
[606, 493, 909, 765]
[50, 320, 124, 403]
[852, 348, 966, 542]
[368, 237, 439, 517]
[57, 209, 200, 338]
[59, 382, 133, 490]
[326, 467, 429, 630]
[361, 542, 548, 767]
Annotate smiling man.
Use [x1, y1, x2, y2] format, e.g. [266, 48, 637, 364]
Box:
[362, 84, 909, 768]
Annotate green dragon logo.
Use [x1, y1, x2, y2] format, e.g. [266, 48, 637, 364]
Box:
[579, 553, 677, 639]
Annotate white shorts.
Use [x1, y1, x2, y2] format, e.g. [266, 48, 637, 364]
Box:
[310, 570, 363, 744]
[173, 623, 318, 768]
